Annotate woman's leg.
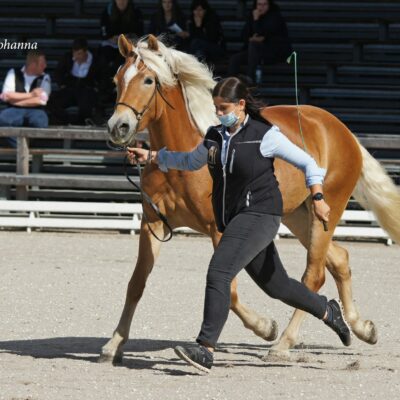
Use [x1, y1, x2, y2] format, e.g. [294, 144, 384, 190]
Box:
[196, 213, 280, 348]
[247, 41, 263, 81]
[245, 242, 351, 346]
[228, 50, 248, 77]
[245, 242, 327, 319]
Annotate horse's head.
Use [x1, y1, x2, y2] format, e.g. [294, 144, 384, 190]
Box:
[108, 33, 218, 146]
[108, 34, 163, 146]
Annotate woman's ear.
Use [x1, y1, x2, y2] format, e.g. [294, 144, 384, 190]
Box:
[238, 99, 246, 111]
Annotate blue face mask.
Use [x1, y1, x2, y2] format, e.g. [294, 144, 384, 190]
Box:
[218, 111, 239, 127]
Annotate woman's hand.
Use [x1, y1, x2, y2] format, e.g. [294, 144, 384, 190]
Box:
[253, 9, 261, 20]
[126, 147, 149, 164]
[249, 34, 265, 42]
[177, 30, 189, 39]
[313, 199, 330, 223]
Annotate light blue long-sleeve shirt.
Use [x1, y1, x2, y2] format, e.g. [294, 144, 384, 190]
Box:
[157, 123, 326, 187]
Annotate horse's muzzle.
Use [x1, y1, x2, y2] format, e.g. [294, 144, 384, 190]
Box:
[107, 114, 137, 146]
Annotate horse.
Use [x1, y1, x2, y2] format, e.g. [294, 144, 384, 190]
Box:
[100, 33, 400, 364]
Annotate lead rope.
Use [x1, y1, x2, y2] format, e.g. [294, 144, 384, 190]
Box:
[106, 140, 173, 242]
[286, 51, 308, 153]
[124, 155, 173, 242]
[287, 51, 328, 231]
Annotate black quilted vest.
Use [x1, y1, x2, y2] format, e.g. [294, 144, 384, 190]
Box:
[203, 117, 283, 232]
[7, 68, 45, 109]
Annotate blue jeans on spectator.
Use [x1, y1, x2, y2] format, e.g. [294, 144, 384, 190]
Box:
[0, 107, 48, 147]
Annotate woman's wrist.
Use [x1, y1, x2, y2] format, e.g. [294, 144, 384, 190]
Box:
[147, 150, 158, 164]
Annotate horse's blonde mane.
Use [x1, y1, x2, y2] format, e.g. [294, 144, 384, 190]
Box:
[135, 37, 219, 135]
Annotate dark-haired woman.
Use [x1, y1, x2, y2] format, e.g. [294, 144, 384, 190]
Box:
[149, 0, 189, 50]
[127, 77, 351, 373]
[228, 0, 292, 82]
[98, 0, 144, 101]
[187, 0, 225, 63]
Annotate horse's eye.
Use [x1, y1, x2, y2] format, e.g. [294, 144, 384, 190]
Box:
[144, 77, 153, 85]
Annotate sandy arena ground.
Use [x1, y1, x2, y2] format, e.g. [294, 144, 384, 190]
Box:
[0, 231, 399, 400]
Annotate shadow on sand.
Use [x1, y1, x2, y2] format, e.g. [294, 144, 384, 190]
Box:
[0, 337, 356, 374]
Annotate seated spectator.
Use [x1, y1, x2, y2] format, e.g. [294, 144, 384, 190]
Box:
[187, 0, 225, 64]
[228, 0, 292, 82]
[149, 0, 189, 50]
[98, 0, 144, 101]
[0, 50, 51, 147]
[48, 38, 100, 125]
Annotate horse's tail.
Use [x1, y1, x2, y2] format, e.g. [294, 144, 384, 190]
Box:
[352, 143, 400, 243]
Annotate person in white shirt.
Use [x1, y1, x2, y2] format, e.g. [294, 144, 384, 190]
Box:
[48, 37, 100, 125]
[0, 50, 51, 146]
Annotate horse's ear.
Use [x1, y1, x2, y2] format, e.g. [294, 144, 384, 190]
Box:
[118, 34, 134, 58]
[147, 34, 159, 51]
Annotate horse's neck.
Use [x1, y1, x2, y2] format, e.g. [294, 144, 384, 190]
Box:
[148, 86, 203, 151]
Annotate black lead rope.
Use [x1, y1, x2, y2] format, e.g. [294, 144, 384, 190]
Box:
[124, 156, 173, 242]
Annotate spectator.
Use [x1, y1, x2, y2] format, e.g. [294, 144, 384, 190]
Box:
[98, 0, 144, 101]
[187, 0, 225, 64]
[49, 38, 100, 125]
[0, 50, 51, 147]
[228, 0, 292, 82]
[149, 0, 189, 50]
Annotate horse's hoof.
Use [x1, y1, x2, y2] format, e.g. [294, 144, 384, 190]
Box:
[365, 320, 378, 345]
[254, 318, 279, 342]
[262, 349, 291, 362]
[98, 350, 123, 365]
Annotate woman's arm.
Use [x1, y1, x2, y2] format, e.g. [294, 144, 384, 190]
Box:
[260, 125, 330, 222]
[127, 142, 208, 172]
[260, 125, 326, 187]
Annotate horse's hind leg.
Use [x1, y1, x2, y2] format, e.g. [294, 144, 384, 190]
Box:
[266, 202, 333, 360]
[326, 242, 377, 344]
[99, 220, 164, 364]
[266, 203, 378, 361]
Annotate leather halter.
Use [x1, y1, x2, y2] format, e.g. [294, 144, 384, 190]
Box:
[115, 77, 175, 123]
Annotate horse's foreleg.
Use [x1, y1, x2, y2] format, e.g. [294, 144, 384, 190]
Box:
[209, 228, 278, 342]
[99, 220, 163, 364]
[230, 277, 278, 341]
[326, 242, 378, 344]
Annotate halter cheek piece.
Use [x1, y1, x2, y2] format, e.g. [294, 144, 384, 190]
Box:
[115, 77, 175, 123]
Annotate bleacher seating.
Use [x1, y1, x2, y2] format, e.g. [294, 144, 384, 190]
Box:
[0, 0, 399, 202]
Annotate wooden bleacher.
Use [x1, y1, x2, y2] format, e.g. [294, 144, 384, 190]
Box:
[0, 0, 398, 204]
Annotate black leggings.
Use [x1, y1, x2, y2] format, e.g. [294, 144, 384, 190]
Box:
[196, 212, 327, 348]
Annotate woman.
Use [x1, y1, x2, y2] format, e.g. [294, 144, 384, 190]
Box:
[187, 0, 225, 63]
[127, 77, 351, 373]
[228, 0, 292, 82]
[148, 0, 189, 50]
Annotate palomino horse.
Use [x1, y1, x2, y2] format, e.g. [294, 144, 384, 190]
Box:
[101, 34, 400, 363]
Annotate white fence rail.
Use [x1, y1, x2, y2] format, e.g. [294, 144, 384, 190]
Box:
[0, 200, 392, 245]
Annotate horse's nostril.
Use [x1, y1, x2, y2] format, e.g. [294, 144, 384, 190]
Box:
[118, 123, 130, 135]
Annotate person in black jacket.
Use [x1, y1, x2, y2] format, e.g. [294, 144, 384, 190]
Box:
[148, 0, 189, 50]
[49, 38, 99, 125]
[228, 0, 292, 82]
[98, 0, 144, 101]
[126, 77, 352, 373]
[187, 0, 225, 63]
